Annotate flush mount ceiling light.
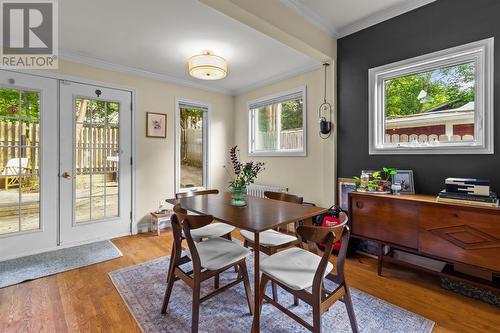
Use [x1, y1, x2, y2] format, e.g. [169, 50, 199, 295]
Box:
[188, 50, 227, 80]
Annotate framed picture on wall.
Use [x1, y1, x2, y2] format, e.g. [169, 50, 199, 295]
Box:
[146, 112, 167, 138]
[338, 178, 357, 211]
[392, 170, 415, 194]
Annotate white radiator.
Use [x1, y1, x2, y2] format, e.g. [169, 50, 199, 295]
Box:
[246, 184, 288, 198]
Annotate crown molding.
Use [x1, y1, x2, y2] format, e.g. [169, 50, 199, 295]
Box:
[58, 50, 233, 95]
[337, 0, 436, 38]
[232, 60, 321, 96]
[280, 0, 436, 39]
[279, 0, 339, 37]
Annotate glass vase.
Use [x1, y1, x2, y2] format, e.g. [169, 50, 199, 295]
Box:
[230, 186, 247, 207]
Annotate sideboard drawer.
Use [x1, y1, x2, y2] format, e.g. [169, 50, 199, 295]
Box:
[350, 195, 419, 249]
[419, 206, 500, 272]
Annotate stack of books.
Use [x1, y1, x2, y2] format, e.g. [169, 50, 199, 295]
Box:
[437, 178, 499, 208]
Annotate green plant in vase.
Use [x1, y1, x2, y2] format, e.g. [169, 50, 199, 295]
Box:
[225, 146, 265, 207]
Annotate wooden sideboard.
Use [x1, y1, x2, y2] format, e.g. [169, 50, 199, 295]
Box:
[348, 192, 500, 290]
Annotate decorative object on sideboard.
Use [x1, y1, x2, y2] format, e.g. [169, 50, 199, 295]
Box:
[391, 169, 415, 194]
[318, 62, 332, 139]
[224, 146, 265, 207]
[146, 112, 167, 138]
[354, 167, 396, 193]
[437, 178, 498, 208]
[338, 178, 356, 211]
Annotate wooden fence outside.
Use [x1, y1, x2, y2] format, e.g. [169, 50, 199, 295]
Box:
[256, 129, 304, 150]
[0, 121, 119, 175]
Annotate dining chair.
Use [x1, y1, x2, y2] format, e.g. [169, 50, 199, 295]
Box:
[257, 214, 359, 333]
[161, 204, 254, 333]
[175, 189, 235, 241]
[240, 191, 303, 303]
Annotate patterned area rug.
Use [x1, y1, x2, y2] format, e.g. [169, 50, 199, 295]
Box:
[109, 254, 435, 333]
[0, 240, 122, 288]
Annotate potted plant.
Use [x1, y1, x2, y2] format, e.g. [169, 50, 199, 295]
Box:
[354, 167, 396, 193]
[225, 146, 265, 207]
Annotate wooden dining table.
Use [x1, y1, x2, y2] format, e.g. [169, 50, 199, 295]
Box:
[166, 192, 327, 332]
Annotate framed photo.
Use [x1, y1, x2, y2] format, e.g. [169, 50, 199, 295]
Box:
[392, 170, 415, 194]
[146, 112, 167, 138]
[338, 178, 357, 211]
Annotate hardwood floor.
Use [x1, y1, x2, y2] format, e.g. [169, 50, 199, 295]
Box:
[0, 231, 498, 333]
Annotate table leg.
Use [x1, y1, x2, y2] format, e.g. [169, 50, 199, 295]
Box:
[252, 232, 260, 333]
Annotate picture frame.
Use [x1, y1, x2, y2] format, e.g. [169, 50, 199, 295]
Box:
[391, 170, 415, 194]
[146, 112, 167, 138]
[338, 178, 357, 211]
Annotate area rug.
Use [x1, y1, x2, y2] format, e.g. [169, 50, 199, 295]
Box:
[0, 240, 122, 288]
[109, 253, 435, 333]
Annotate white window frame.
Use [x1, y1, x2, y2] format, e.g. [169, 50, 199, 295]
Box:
[248, 86, 307, 157]
[175, 98, 210, 193]
[369, 38, 494, 155]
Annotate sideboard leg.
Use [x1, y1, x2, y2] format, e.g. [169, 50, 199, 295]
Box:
[377, 243, 384, 276]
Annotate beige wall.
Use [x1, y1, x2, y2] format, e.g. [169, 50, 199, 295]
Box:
[42, 60, 334, 230]
[234, 68, 335, 207]
[50, 60, 234, 231]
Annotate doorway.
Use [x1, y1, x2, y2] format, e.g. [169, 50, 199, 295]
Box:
[175, 99, 209, 193]
[0, 71, 133, 260]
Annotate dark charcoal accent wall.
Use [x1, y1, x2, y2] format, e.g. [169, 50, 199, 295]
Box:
[337, 0, 500, 195]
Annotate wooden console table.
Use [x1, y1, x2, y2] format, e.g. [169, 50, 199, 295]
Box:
[348, 192, 500, 290]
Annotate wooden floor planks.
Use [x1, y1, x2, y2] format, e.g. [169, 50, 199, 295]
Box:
[0, 231, 498, 333]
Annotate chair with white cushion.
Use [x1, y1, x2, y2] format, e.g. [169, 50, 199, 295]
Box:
[176, 189, 235, 241]
[257, 214, 359, 333]
[161, 204, 253, 333]
[240, 191, 304, 303]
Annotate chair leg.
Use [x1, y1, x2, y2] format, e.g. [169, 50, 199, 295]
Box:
[192, 280, 201, 333]
[258, 274, 270, 314]
[161, 265, 176, 314]
[344, 285, 359, 333]
[166, 246, 176, 284]
[214, 273, 220, 289]
[271, 282, 278, 302]
[240, 261, 254, 315]
[293, 295, 299, 306]
[312, 303, 322, 333]
[270, 249, 279, 302]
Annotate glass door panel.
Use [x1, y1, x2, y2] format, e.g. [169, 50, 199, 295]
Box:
[0, 70, 58, 261]
[74, 98, 120, 223]
[0, 87, 41, 235]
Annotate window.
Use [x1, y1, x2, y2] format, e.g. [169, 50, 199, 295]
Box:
[369, 38, 494, 154]
[175, 99, 209, 192]
[248, 86, 306, 156]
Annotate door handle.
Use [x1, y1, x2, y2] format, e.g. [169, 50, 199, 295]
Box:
[61, 171, 72, 179]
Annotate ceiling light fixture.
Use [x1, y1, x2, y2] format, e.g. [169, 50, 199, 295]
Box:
[188, 50, 227, 80]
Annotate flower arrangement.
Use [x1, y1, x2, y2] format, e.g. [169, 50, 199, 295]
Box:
[225, 146, 265, 189]
[225, 146, 265, 206]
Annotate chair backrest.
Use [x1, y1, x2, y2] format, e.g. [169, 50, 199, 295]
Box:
[175, 189, 219, 199]
[264, 191, 303, 204]
[296, 215, 351, 289]
[172, 203, 214, 271]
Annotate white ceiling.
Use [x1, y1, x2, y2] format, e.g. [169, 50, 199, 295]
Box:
[60, 0, 319, 95]
[280, 0, 436, 37]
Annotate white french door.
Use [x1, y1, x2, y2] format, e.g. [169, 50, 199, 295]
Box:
[0, 71, 58, 260]
[59, 82, 132, 245]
